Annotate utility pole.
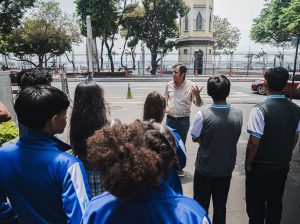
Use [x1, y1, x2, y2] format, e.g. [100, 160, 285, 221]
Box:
[86, 15, 94, 77]
[290, 36, 300, 101]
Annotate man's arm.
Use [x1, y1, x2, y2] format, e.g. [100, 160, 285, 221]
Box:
[245, 135, 261, 171]
[0, 101, 11, 122]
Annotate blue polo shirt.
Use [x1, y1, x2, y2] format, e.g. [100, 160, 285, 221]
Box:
[0, 131, 91, 224]
[82, 183, 211, 224]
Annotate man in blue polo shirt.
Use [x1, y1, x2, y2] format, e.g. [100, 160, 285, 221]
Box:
[245, 67, 300, 224]
[0, 85, 91, 223]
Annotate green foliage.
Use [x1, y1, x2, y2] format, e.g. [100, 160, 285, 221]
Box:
[0, 0, 36, 36]
[250, 0, 292, 46]
[138, 0, 188, 74]
[0, 121, 19, 144]
[75, 0, 119, 38]
[279, 0, 300, 36]
[0, 0, 81, 67]
[213, 16, 241, 54]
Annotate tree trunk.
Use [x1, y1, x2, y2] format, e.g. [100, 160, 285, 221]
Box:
[100, 39, 104, 71]
[38, 55, 44, 68]
[94, 38, 100, 72]
[104, 39, 114, 72]
[150, 51, 158, 75]
[121, 36, 129, 68]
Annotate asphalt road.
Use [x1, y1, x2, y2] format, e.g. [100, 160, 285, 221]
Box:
[55, 81, 300, 224]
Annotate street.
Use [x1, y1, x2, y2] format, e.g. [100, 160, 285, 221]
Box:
[56, 80, 300, 224]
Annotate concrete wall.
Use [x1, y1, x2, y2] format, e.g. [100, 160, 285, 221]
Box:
[0, 72, 16, 121]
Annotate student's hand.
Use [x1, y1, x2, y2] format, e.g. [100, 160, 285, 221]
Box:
[166, 106, 170, 113]
[192, 85, 203, 97]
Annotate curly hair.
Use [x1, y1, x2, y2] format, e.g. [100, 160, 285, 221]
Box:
[70, 81, 108, 164]
[86, 120, 176, 200]
[143, 91, 166, 123]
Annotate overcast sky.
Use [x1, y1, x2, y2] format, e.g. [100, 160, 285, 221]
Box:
[58, 0, 269, 52]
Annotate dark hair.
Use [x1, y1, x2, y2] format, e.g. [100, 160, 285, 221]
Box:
[207, 75, 230, 101]
[70, 81, 108, 163]
[17, 69, 53, 90]
[143, 91, 166, 123]
[173, 63, 187, 79]
[264, 67, 289, 91]
[86, 120, 176, 200]
[14, 85, 70, 129]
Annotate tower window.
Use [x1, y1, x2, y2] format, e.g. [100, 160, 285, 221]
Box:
[184, 49, 188, 55]
[184, 15, 189, 31]
[196, 12, 203, 30]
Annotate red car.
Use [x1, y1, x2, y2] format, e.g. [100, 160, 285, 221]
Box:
[251, 74, 300, 98]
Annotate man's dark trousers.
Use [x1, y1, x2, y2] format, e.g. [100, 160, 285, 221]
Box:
[166, 116, 189, 144]
[246, 164, 289, 224]
[193, 170, 231, 224]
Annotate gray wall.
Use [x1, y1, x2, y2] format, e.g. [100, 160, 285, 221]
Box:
[0, 71, 16, 121]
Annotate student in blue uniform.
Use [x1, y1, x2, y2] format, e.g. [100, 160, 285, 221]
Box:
[82, 120, 210, 224]
[0, 85, 91, 223]
[70, 81, 109, 197]
[0, 101, 17, 223]
[143, 91, 186, 194]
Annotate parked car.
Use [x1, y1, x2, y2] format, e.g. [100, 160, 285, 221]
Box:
[251, 73, 300, 98]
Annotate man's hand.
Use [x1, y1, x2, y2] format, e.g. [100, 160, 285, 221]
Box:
[192, 85, 203, 96]
[166, 106, 170, 114]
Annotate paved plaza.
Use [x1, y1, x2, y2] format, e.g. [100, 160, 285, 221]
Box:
[55, 79, 300, 224]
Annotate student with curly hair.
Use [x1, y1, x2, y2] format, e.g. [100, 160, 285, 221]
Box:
[70, 81, 109, 197]
[143, 91, 186, 194]
[82, 120, 210, 224]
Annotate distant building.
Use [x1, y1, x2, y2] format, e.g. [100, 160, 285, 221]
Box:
[176, 0, 215, 75]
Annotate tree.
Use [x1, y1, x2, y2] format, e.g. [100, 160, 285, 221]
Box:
[250, 0, 292, 46]
[213, 16, 241, 55]
[0, 0, 81, 67]
[279, 0, 300, 37]
[0, 0, 36, 36]
[75, 0, 126, 72]
[119, 3, 143, 69]
[138, 0, 188, 75]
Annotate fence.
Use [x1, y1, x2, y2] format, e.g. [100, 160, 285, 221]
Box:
[1, 51, 300, 76]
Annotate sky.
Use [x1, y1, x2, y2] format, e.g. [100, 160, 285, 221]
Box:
[57, 0, 270, 53]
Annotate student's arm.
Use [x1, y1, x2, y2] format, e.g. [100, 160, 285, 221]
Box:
[245, 136, 261, 171]
[292, 134, 299, 152]
[190, 111, 203, 145]
[61, 162, 91, 224]
[0, 101, 11, 122]
[245, 106, 264, 172]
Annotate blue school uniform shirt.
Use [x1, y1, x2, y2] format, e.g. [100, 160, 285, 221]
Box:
[165, 126, 186, 194]
[0, 201, 17, 223]
[0, 131, 91, 224]
[81, 183, 211, 224]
